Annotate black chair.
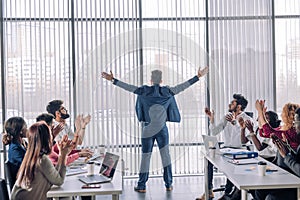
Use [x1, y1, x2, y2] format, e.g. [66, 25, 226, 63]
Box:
[5, 160, 19, 191]
[0, 178, 9, 200]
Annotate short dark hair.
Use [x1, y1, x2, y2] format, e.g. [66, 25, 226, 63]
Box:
[295, 107, 300, 120]
[151, 70, 162, 84]
[46, 100, 64, 116]
[233, 94, 248, 111]
[36, 113, 55, 126]
[266, 110, 281, 128]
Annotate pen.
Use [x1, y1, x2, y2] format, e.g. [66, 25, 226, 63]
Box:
[266, 169, 278, 172]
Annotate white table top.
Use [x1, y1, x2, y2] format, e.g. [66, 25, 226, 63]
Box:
[47, 166, 122, 198]
[205, 153, 300, 191]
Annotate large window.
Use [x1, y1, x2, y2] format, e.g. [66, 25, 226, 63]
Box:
[1, 0, 300, 177]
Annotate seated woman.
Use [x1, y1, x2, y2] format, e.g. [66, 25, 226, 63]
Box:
[256, 100, 300, 173]
[36, 113, 93, 165]
[11, 121, 75, 200]
[2, 117, 28, 169]
[255, 107, 300, 200]
[256, 100, 300, 151]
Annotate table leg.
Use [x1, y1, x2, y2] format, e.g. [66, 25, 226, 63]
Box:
[204, 157, 209, 200]
[112, 194, 119, 200]
[297, 187, 300, 200]
[241, 189, 248, 200]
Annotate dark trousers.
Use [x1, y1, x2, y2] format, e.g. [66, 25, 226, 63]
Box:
[255, 188, 296, 200]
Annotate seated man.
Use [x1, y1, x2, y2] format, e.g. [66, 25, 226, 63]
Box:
[255, 107, 300, 200]
[197, 94, 253, 200]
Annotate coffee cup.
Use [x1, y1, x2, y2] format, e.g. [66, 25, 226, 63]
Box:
[257, 161, 267, 176]
[87, 161, 95, 175]
[98, 145, 106, 156]
[209, 147, 216, 158]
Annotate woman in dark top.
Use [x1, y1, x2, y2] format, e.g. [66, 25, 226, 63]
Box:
[2, 117, 28, 168]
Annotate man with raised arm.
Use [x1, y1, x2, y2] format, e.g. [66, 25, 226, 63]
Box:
[102, 67, 208, 193]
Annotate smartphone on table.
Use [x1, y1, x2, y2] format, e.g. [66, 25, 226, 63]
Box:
[81, 184, 101, 189]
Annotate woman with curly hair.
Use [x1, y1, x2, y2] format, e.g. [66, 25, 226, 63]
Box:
[11, 121, 76, 200]
[256, 101, 299, 150]
[2, 117, 27, 169]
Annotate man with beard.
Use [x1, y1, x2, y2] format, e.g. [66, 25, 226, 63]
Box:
[197, 94, 253, 200]
[46, 100, 91, 145]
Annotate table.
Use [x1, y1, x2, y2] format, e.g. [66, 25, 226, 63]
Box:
[204, 152, 300, 200]
[47, 166, 122, 200]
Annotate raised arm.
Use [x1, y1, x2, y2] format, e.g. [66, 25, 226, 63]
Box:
[205, 107, 228, 136]
[74, 114, 91, 145]
[169, 66, 208, 95]
[244, 119, 265, 151]
[101, 70, 139, 93]
[255, 100, 268, 127]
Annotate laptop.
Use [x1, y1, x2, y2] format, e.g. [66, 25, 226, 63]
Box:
[202, 135, 222, 154]
[78, 152, 120, 184]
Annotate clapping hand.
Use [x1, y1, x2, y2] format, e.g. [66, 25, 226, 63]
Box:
[75, 114, 91, 130]
[81, 114, 91, 128]
[79, 148, 94, 158]
[204, 107, 214, 123]
[238, 117, 246, 129]
[52, 123, 64, 139]
[255, 99, 266, 112]
[58, 135, 75, 156]
[244, 120, 254, 133]
[272, 133, 289, 158]
[225, 113, 236, 125]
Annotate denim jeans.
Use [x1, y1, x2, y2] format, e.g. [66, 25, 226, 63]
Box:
[137, 124, 172, 189]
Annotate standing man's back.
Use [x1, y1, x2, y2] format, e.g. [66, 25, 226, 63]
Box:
[102, 67, 208, 192]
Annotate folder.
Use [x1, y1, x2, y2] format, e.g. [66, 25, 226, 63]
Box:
[223, 151, 258, 159]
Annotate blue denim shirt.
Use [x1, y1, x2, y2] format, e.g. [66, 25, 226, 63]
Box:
[113, 75, 199, 123]
[8, 141, 26, 168]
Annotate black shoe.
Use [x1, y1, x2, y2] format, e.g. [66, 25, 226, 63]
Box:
[217, 193, 231, 200]
[230, 188, 241, 200]
[134, 186, 146, 193]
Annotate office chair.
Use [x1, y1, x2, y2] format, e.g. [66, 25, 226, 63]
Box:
[0, 178, 9, 200]
[5, 160, 19, 191]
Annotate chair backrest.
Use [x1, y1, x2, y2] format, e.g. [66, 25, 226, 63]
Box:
[0, 178, 9, 200]
[245, 111, 254, 118]
[5, 160, 19, 191]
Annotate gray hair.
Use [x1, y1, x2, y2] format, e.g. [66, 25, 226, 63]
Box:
[151, 70, 162, 84]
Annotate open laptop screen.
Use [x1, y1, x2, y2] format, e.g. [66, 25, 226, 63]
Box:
[99, 152, 120, 178]
[202, 135, 220, 153]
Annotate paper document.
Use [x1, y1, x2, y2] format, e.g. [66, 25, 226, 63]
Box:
[227, 158, 259, 165]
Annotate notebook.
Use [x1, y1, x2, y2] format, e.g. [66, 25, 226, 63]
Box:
[78, 152, 120, 184]
[66, 168, 87, 176]
[202, 135, 222, 154]
[227, 158, 259, 165]
[223, 151, 258, 159]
